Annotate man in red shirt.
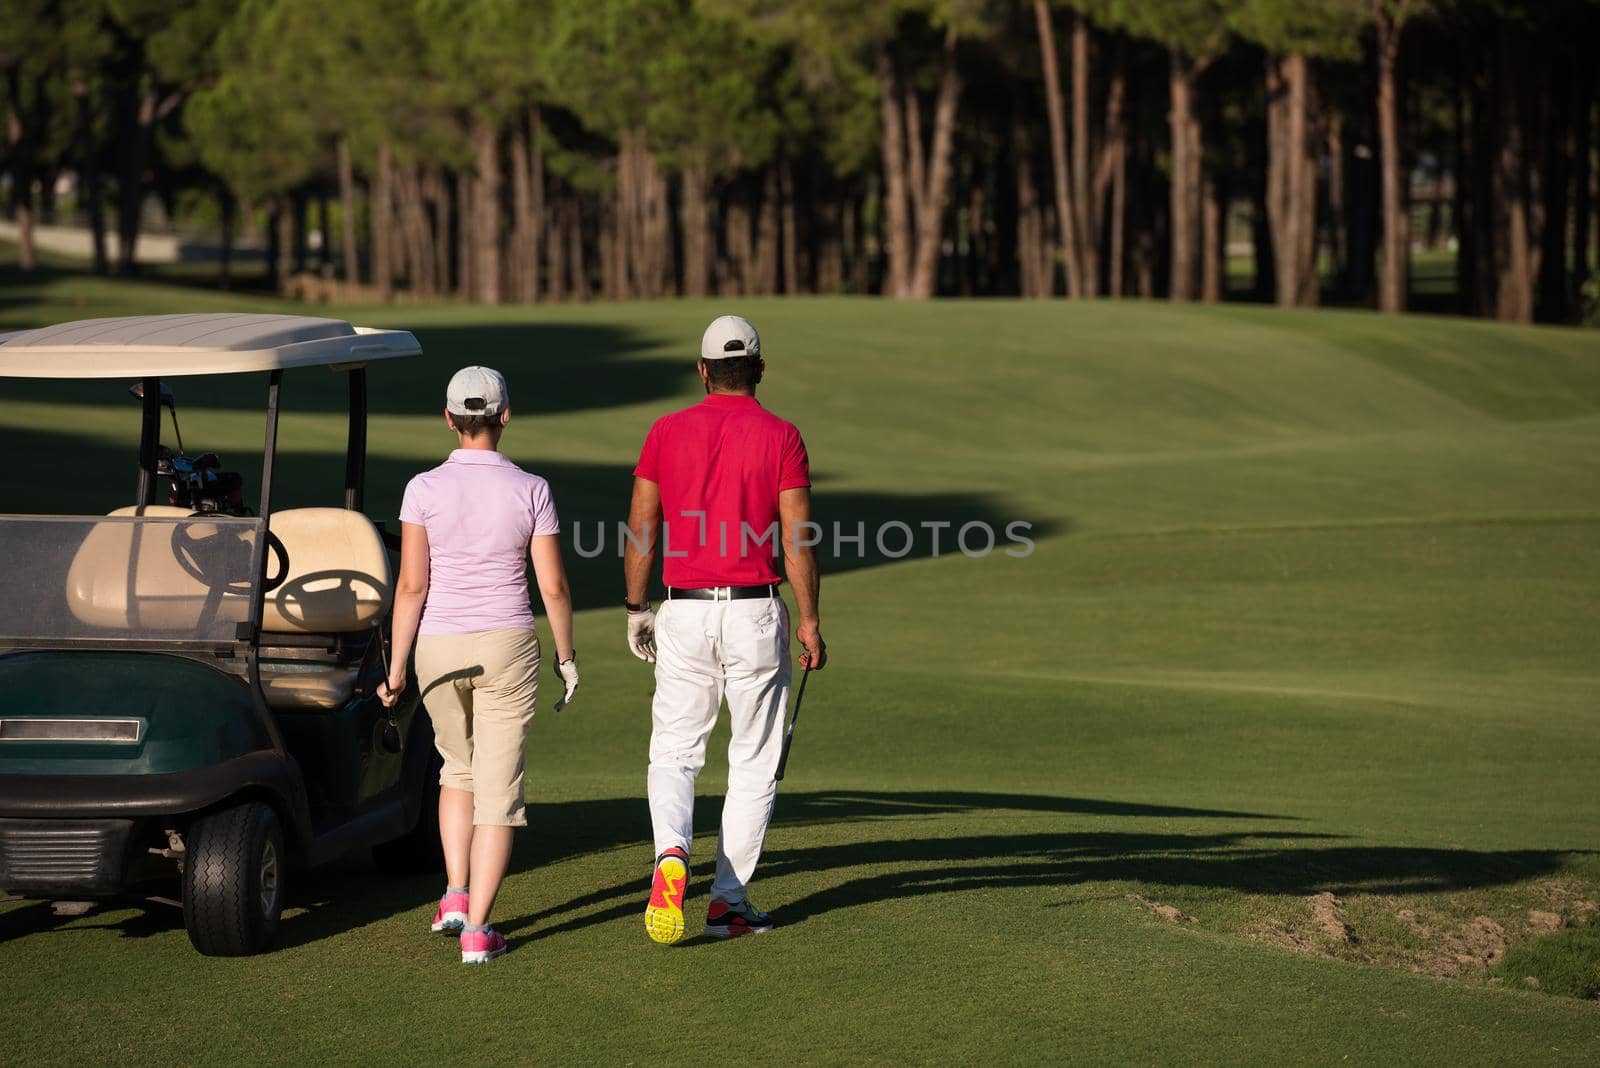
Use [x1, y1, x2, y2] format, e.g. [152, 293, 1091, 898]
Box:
[623, 314, 826, 944]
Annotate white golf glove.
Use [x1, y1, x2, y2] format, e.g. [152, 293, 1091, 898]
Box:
[554, 655, 579, 711]
[627, 607, 656, 663]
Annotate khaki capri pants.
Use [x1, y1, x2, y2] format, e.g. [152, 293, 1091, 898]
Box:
[414, 627, 540, 827]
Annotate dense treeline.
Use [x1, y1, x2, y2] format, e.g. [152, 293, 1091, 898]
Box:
[2, 0, 1596, 322]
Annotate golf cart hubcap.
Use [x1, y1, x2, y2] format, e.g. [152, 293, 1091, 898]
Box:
[259, 839, 280, 915]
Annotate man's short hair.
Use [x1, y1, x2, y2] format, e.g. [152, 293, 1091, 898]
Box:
[702, 354, 762, 391]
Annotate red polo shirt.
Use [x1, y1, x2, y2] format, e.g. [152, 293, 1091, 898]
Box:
[634, 393, 811, 588]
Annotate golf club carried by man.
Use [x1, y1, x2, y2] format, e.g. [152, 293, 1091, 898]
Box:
[623, 314, 827, 944]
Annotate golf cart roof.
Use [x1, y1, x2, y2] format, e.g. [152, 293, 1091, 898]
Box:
[0, 313, 421, 379]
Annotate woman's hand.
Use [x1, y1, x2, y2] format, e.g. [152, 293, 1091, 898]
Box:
[554, 655, 579, 711]
[377, 668, 406, 709]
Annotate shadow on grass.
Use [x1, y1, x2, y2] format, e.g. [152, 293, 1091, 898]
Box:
[0, 790, 1582, 954]
[480, 791, 1578, 952]
[0, 425, 1063, 611]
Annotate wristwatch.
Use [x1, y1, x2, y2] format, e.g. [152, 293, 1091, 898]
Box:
[625, 600, 651, 613]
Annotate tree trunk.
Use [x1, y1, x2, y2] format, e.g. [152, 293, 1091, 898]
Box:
[1572, 64, 1594, 305]
[1536, 52, 1571, 322]
[568, 197, 590, 301]
[780, 156, 799, 294]
[315, 189, 331, 271]
[1034, 0, 1080, 296]
[454, 169, 474, 300]
[4, 74, 35, 272]
[373, 144, 395, 299]
[274, 199, 294, 292]
[218, 186, 234, 289]
[849, 193, 870, 294]
[1376, 2, 1408, 313]
[876, 48, 913, 298]
[720, 189, 753, 295]
[472, 117, 502, 305]
[1071, 11, 1097, 295]
[509, 110, 547, 304]
[905, 31, 962, 299]
[547, 190, 568, 303]
[1268, 53, 1319, 308]
[816, 190, 844, 294]
[73, 77, 107, 273]
[755, 166, 780, 295]
[529, 108, 545, 303]
[1201, 173, 1224, 302]
[1017, 147, 1043, 298]
[1325, 112, 1347, 295]
[396, 166, 433, 296]
[640, 140, 672, 298]
[1169, 49, 1200, 300]
[115, 88, 155, 273]
[1099, 37, 1129, 298]
[681, 164, 711, 298]
[336, 139, 359, 283]
[113, 83, 185, 274]
[509, 120, 532, 302]
[1493, 33, 1535, 322]
[291, 189, 309, 275]
[424, 168, 450, 293]
[1108, 137, 1126, 297]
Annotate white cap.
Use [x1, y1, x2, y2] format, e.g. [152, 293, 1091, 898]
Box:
[700, 315, 761, 360]
[446, 365, 508, 416]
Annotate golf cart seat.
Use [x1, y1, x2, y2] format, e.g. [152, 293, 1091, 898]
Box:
[258, 507, 393, 710]
[67, 505, 391, 711]
[66, 505, 254, 632]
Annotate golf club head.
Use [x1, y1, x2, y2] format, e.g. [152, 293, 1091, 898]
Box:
[128, 381, 178, 411]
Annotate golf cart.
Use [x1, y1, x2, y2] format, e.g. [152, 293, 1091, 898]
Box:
[0, 314, 440, 956]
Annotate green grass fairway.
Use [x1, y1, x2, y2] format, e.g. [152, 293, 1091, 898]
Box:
[1, 269, 1598, 1063]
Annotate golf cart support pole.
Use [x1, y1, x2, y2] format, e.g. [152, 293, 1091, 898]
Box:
[244, 368, 294, 762]
[259, 370, 281, 522]
[344, 366, 367, 511]
[136, 376, 161, 505]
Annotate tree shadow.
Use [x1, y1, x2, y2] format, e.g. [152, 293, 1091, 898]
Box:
[491, 792, 1582, 951]
[0, 403, 1064, 612]
[0, 790, 1583, 956]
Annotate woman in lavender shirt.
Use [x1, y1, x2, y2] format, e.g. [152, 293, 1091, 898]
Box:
[378, 366, 578, 964]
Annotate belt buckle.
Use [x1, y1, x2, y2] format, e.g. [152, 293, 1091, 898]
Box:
[715, 586, 731, 602]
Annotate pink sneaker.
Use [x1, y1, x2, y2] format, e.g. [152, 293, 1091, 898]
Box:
[460, 927, 507, 964]
[431, 891, 469, 934]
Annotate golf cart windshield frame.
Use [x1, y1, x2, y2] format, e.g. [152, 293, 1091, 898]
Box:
[0, 363, 373, 662]
[134, 364, 370, 514]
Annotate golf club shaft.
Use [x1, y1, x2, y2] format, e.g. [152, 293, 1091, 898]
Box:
[774, 666, 810, 782]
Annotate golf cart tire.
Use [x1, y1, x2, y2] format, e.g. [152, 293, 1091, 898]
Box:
[371, 751, 444, 876]
[182, 800, 285, 956]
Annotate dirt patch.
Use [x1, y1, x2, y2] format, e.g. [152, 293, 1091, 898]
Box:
[1127, 893, 1193, 924]
[1539, 880, 1599, 916]
[1396, 909, 1508, 977]
[1527, 909, 1564, 933]
[1309, 892, 1352, 943]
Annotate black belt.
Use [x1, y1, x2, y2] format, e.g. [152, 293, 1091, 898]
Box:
[665, 584, 779, 601]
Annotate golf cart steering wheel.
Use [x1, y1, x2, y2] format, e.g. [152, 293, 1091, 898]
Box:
[261, 530, 290, 592]
[169, 519, 290, 593]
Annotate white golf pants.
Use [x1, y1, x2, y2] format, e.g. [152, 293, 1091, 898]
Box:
[648, 592, 791, 902]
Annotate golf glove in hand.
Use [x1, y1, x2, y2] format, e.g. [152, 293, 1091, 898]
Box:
[554, 656, 579, 711]
[627, 607, 656, 663]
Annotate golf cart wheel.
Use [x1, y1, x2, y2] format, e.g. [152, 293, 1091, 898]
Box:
[182, 800, 285, 956]
[372, 750, 445, 876]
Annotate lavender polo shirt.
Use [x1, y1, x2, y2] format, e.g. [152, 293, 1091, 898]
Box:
[399, 449, 560, 636]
